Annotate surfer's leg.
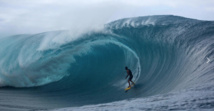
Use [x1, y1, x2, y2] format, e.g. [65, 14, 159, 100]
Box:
[128, 80, 131, 88]
[131, 81, 135, 85]
[129, 76, 134, 85]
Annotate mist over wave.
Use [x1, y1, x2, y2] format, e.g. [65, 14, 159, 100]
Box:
[0, 15, 214, 110]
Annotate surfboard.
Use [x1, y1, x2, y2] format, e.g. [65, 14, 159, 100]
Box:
[125, 87, 131, 91]
[125, 83, 135, 92]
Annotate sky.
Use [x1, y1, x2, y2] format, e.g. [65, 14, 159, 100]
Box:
[0, 0, 214, 36]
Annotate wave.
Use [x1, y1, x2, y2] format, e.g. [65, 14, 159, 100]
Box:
[0, 15, 214, 108]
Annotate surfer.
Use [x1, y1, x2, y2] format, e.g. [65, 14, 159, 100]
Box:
[125, 66, 135, 88]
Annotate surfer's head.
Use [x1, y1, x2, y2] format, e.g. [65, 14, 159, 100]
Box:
[125, 66, 128, 70]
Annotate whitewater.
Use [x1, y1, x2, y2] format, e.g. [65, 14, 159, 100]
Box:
[0, 15, 214, 111]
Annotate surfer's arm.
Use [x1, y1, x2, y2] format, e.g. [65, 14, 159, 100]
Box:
[125, 74, 129, 79]
[125, 70, 129, 79]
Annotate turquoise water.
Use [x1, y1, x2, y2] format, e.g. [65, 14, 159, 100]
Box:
[0, 15, 214, 110]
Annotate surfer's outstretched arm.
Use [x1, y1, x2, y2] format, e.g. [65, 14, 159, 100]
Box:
[125, 74, 129, 79]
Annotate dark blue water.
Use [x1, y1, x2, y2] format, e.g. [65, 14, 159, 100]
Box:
[0, 15, 214, 110]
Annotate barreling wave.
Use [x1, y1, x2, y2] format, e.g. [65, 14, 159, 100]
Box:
[0, 15, 214, 108]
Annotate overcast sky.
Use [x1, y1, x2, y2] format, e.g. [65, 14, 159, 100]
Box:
[1, 0, 214, 36]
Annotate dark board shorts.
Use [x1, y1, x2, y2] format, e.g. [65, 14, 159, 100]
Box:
[129, 76, 133, 81]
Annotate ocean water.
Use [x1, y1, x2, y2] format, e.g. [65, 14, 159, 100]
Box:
[0, 15, 214, 111]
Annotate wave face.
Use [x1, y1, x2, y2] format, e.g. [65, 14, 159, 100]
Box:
[0, 15, 214, 109]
